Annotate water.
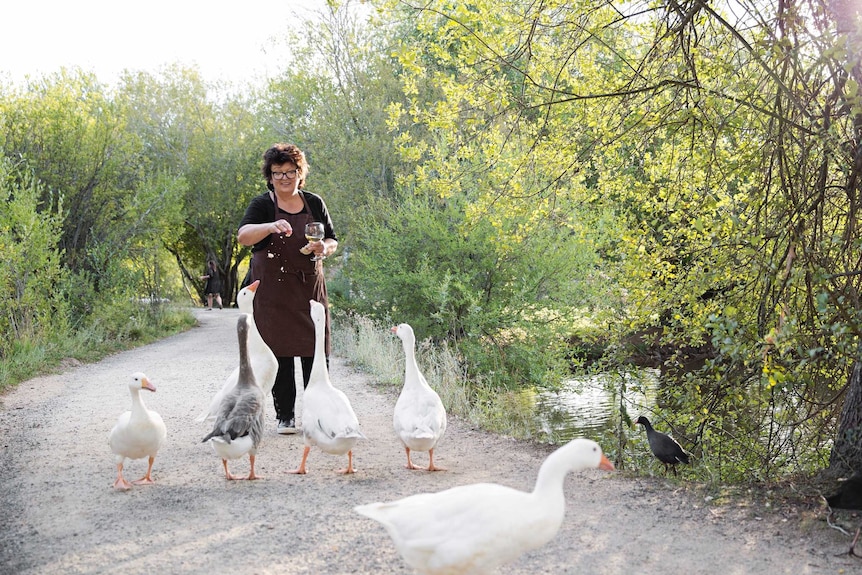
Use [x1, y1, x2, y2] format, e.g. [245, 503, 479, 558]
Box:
[532, 368, 660, 441]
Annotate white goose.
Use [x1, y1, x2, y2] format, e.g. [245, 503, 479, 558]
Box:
[201, 314, 265, 480]
[287, 299, 364, 475]
[354, 437, 614, 575]
[195, 279, 277, 423]
[392, 323, 447, 471]
[109, 372, 167, 491]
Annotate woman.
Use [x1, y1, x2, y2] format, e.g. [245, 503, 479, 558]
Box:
[237, 143, 338, 434]
[200, 260, 223, 310]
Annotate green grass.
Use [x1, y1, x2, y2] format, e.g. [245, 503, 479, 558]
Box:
[331, 312, 538, 440]
[0, 304, 197, 392]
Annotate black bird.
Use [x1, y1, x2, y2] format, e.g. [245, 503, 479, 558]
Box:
[825, 473, 862, 558]
[634, 415, 690, 476]
[826, 473, 862, 510]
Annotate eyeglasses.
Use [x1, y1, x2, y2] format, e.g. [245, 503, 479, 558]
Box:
[272, 169, 299, 180]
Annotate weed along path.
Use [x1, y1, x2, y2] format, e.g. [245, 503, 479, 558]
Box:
[0, 307, 855, 574]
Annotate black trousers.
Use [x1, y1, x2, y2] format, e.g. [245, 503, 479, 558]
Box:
[271, 356, 329, 421]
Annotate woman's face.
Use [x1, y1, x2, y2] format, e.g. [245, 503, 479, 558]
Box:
[270, 161, 301, 194]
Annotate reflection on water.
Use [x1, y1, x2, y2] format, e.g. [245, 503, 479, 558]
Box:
[532, 369, 660, 441]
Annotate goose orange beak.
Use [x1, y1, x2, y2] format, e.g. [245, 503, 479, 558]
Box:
[599, 454, 615, 471]
[141, 377, 157, 392]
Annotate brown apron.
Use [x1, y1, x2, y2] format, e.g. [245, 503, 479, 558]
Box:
[250, 191, 330, 357]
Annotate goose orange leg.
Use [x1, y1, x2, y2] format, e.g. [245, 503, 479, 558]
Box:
[222, 459, 243, 480]
[287, 446, 311, 475]
[246, 454, 264, 480]
[426, 448, 446, 472]
[337, 450, 356, 474]
[132, 456, 157, 485]
[405, 446, 419, 470]
[113, 463, 133, 491]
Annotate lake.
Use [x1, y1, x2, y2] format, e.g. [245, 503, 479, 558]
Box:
[531, 368, 660, 441]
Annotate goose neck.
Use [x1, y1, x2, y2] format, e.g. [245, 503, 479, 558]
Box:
[130, 389, 148, 415]
[237, 317, 254, 386]
[310, 319, 329, 386]
[402, 341, 422, 376]
[401, 341, 415, 362]
[532, 456, 569, 502]
[309, 361, 329, 386]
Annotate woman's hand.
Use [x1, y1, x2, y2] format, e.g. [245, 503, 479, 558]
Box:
[271, 219, 292, 236]
[300, 239, 332, 258]
[300, 241, 323, 256]
[238, 220, 292, 247]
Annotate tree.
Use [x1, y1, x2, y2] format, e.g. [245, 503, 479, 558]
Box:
[0, 154, 68, 355]
[117, 66, 266, 305]
[259, 0, 404, 243]
[380, 0, 862, 479]
[0, 70, 133, 278]
[0, 69, 183, 326]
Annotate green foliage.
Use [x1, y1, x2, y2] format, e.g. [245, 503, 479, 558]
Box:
[0, 148, 195, 392]
[258, 10, 405, 245]
[0, 70, 137, 274]
[116, 66, 268, 302]
[0, 69, 206, 390]
[343, 183, 595, 390]
[0, 155, 69, 357]
[373, 0, 862, 481]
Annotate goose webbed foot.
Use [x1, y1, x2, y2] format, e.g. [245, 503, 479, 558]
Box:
[113, 463, 133, 491]
[337, 450, 357, 474]
[131, 456, 157, 485]
[222, 459, 244, 480]
[405, 446, 420, 470]
[246, 454, 264, 480]
[286, 445, 310, 475]
[427, 448, 446, 472]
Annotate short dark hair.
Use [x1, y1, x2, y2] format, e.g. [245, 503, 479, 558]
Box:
[262, 143, 309, 190]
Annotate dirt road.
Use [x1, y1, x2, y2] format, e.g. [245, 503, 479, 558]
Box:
[0, 308, 855, 574]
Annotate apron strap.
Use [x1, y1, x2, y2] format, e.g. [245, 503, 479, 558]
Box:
[269, 191, 315, 223]
[269, 191, 321, 272]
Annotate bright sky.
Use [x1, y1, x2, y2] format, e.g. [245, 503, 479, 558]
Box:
[0, 0, 330, 87]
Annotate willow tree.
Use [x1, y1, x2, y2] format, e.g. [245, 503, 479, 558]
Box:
[381, 0, 862, 479]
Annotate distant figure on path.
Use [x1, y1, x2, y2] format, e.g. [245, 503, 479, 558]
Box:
[200, 260, 223, 310]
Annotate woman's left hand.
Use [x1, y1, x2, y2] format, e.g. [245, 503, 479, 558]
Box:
[300, 241, 324, 256]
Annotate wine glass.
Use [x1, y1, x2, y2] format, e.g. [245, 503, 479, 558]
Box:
[304, 222, 325, 261]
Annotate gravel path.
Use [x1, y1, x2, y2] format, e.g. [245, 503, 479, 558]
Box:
[0, 307, 856, 574]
